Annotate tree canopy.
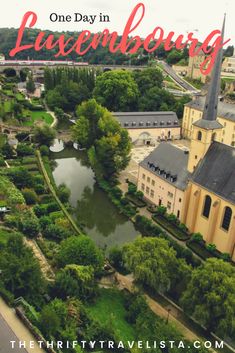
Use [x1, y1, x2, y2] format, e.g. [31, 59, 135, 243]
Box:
[180, 258, 235, 337]
[93, 70, 139, 111]
[123, 237, 191, 293]
[56, 235, 104, 274]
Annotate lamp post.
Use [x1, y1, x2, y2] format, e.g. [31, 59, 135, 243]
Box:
[166, 308, 171, 324]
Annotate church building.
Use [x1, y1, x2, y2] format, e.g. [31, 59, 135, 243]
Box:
[137, 16, 235, 260]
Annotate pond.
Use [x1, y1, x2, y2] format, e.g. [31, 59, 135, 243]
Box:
[50, 141, 138, 249]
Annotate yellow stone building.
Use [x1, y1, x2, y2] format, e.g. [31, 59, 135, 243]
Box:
[182, 97, 235, 147]
[187, 49, 210, 84]
[137, 16, 235, 260]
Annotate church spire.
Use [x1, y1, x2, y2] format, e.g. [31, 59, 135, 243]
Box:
[202, 14, 226, 122]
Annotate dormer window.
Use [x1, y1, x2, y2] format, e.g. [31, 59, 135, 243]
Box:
[139, 121, 144, 126]
[124, 122, 129, 127]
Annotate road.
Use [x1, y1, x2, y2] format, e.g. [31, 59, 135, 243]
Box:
[0, 298, 46, 353]
[159, 61, 199, 93]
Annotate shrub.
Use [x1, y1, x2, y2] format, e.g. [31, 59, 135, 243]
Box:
[20, 214, 40, 238]
[220, 253, 231, 262]
[22, 188, 38, 205]
[34, 184, 46, 195]
[192, 233, 203, 243]
[34, 204, 48, 217]
[109, 246, 124, 270]
[39, 216, 53, 231]
[128, 183, 137, 194]
[136, 190, 144, 199]
[16, 143, 34, 157]
[156, 206, 167, 216]
[206, 243, 217, 254]
[39, 145, 50, 156]
[43, 224, 70, 241]
[46, 202, 60, 213]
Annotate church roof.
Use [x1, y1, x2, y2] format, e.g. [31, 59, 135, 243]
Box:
[139, 143, 190, 190]
[185, 97, 235, 122]
[113, 112, 180, 129]
[193, 119, 223, 130]
[191, 141, 235, 204]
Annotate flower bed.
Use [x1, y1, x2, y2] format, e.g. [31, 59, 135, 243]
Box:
[152, 214, 190, 241]
[125, 193, 146, 207]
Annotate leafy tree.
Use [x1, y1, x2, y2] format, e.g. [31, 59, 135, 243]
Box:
[33, 124, 56, 146]
[43, 224, 70, 241]
[1, 143, 15, 159]
[7, 167, 33, 189]
[123, 237, 191, 293]
[22, 188, 38, 205]
[39, 304, 60, 337]
[19, 68, 28, 82]
[0, 233, 44, 302]
[132, 67, 163, 94]
[26, 74, 35, 93]
[56, 235, 104, 274]
[53, 265, 96, 301]
[180, 258, 235, 337]
[16, 143, 34, 157]
[39, 145, 49, 156]
[20, 212, 40, 238]
[57, 183, 71, 203]
[39, 215, 53, 230]
[72, 99, 108, 148]
[109, 246, 124, 270]
[93, 70, 139, 111]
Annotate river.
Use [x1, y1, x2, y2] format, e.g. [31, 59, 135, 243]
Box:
[50, 141, 138, 249]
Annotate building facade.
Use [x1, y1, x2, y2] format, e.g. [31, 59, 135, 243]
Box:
[137, 143, 190, 219]
[136, 16, 235, 259]
[182, 97, 235, 146]
[113, 112, 181, 146]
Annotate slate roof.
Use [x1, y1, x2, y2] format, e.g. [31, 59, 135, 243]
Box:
[140, 143, 190, 190]
[191, 141, 235, 204]
[193, 119, 223, 130]
[185, 97, 235, 122]
[113, 112, 180, 129]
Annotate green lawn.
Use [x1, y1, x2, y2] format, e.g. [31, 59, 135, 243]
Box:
[86, 288, 136, 342]
[16, 93, 25, 101]
[22, 111, 54, 126]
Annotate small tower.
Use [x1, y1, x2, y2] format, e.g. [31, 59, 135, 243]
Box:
[187, 15, 225, 173]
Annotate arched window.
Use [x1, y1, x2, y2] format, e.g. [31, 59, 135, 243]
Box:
[197, 131, 202, 141]
[202, 195, 212, 218]
[221, 207, 232, 231]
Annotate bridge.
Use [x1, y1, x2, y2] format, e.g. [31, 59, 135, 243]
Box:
[0, 62, 148, 76]
[0, 123, 32, 134]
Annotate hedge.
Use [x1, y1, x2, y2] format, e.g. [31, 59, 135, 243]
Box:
[152, 214, 190, 241]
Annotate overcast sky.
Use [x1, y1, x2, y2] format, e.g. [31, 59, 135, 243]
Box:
[1, 0, 234, 47]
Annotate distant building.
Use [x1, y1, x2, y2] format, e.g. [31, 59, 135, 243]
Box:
[222, 48, 235, 75]
[182, 96, 235, 146]
[113, 112, 181, 146]
[187, 48, 210, 84]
